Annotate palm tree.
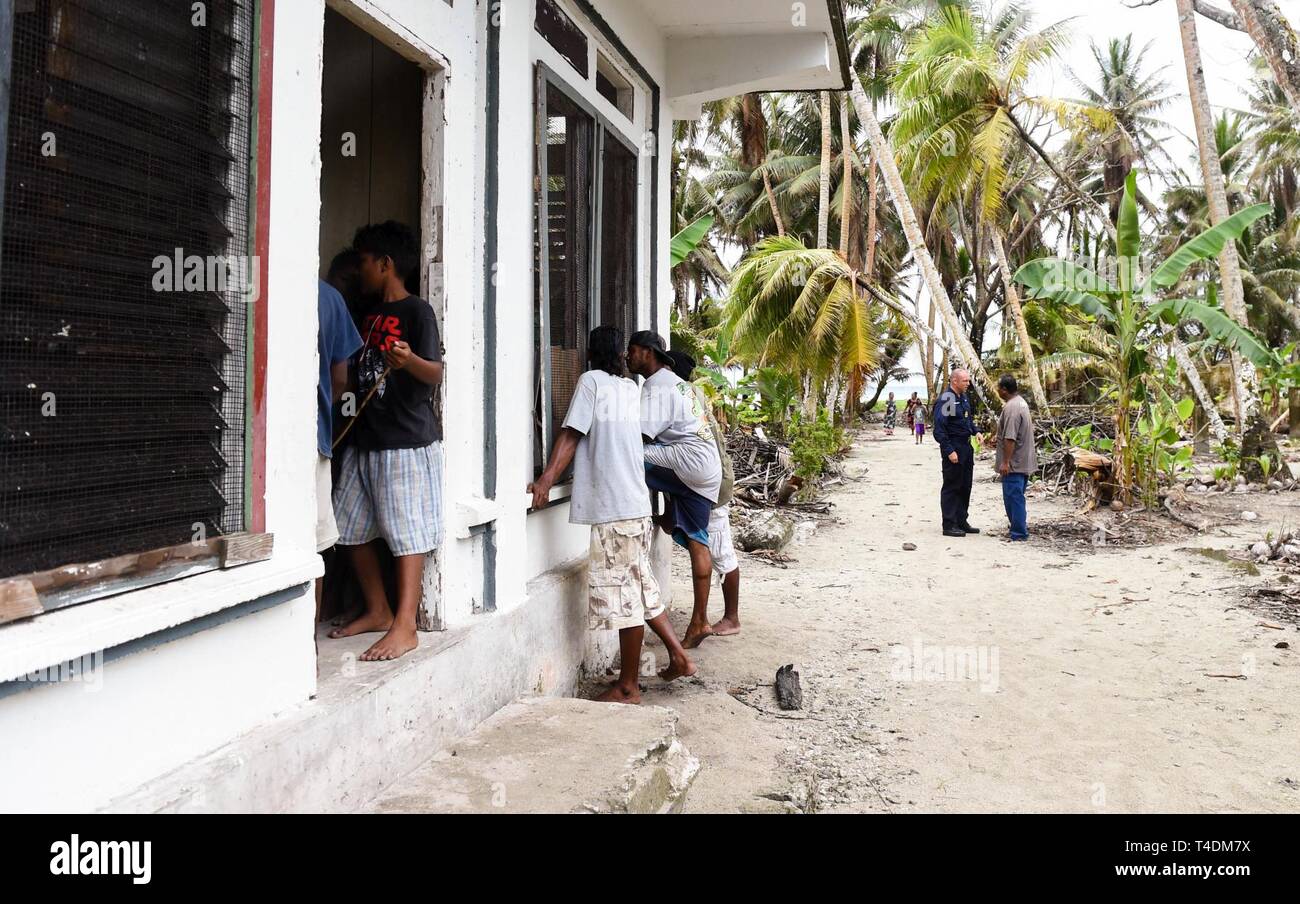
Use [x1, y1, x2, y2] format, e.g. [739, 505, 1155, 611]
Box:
[1227, 0, 1300, 109]
[848, 73, 999, 400]
[1176, 0, 1257, 432]
[1069, 36, 1176, 221]
[890, 1, 1088, 408]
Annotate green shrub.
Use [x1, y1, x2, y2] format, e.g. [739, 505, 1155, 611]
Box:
[789, 408, 845, 480]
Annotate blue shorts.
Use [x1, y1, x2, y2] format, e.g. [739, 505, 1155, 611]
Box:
[644, 463, 712, 549]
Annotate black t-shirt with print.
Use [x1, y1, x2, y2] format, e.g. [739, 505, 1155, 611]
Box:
[354, 294, 443, 449]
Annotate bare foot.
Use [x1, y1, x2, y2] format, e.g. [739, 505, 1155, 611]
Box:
[710, 616, 741, 637]
[359, 624, 418, 661]
[594, 684, 641, 704]
[328, 611, 392, 639]
[682, 623, 714, 649]
[658, 655, 697, 682]
[330, 606, 363, 627]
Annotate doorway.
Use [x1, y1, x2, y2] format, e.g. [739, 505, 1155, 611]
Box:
[317, 4, 445, 632]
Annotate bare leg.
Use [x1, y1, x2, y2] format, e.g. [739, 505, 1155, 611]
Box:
[682, 539, 714, 648]
[711, 567, 741, 636]
[595, 626, 643, 704]
[329, 541, 393, 638]
[646, 612, 697, 681]
[360, 552, 423, 661]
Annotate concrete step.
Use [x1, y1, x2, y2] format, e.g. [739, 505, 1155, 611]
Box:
[364, 696, 699, 814]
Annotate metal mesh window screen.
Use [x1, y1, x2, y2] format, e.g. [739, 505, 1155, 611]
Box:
[536, 83, 592, 474]
[0, 0, 255, 579]
[599, 136, 637, 342]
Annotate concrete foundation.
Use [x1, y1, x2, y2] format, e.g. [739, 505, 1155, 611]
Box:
[365, 697, 699, 814]
[105, 558, 617, 813]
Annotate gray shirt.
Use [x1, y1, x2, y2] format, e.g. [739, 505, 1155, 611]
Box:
[562, 370, 653, 525]
[996, 394, 1038, 475]
[640, 367, 722, 503]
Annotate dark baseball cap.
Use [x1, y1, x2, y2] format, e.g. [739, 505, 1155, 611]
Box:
[628, 330, 673, 365]
[667, 350, 696, 381]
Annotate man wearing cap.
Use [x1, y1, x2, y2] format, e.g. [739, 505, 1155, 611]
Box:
[669, 350, 742, 638]
[530, 326, 697, 703]
[627, 331, 722, 649]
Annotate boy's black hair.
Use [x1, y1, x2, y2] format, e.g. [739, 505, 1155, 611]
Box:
[998, 373, 1019, 394]
[668, 350, 696, 382]
[588, 326, 625, 377]
[352, 220, 419, 280]
[328, 248, 360, 281]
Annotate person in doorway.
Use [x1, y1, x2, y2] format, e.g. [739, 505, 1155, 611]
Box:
[933, 368, 978, 538]
[330, 221, 444, 661]
[994, 374, 1037, 541]
[326, 248, 364, 325]
[316, 278, 363, 626]
[627, 331, 721, 649]
[883, 392, 898, 435]
[529, 327, 696, 704]
[668, 351, 741, 638]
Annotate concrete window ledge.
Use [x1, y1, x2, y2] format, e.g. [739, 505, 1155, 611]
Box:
[0, 551, 323, 684]
[104, 555, 605, 813]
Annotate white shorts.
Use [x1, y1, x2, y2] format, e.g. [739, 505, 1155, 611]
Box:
[708, 504, 739, 576]
[316, 454, 339, 553]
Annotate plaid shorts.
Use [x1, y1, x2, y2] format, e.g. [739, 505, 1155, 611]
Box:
[588, 517, 664, 631]
[333, 442, 444, 556]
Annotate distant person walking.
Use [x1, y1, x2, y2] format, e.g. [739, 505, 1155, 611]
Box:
[994, 374, 1037, 541]
[932, 369, 978, 538]
[913, 402, 926, 444]
[905, 391, 921, 429]
[883, 392, 897, 435]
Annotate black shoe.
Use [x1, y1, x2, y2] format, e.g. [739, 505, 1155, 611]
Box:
[943, 527, 966, 537]
[959, 524, 980, 534]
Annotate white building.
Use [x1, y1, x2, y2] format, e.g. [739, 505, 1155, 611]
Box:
[0, 0, 849, 812]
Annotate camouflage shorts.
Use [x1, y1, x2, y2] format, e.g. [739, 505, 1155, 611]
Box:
[588, 517, 663, 630]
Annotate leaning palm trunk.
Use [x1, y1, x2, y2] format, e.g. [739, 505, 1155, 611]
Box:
[839, 93, 853, 258]
[1177, 0, 1258, 432]
[989, 227, 1048, 410]
[1169, 335, 1230, 443]
[848, 75, 999, 403]
[1228, 0, 1300, 110]
[817, 91, 831, 248]
[762, 168, 787, 237]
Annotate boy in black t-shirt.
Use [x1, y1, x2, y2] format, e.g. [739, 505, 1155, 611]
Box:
[329, 221, 444, 662]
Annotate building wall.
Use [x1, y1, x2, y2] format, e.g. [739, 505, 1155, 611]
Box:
[0, 0, 674, 812]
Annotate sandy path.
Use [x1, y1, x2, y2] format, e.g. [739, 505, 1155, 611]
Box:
[633, 429, 1300, 813]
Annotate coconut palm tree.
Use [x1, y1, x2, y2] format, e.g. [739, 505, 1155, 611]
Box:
[1068, 36, 1176, 221]
[1176, 0, 1256, 431]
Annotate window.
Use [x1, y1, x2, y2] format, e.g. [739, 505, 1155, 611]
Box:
[595, 51, 633, 121]
[533, 66, 639, 476]
[0, 0, 257, 606]
[534, 0, 587, 80]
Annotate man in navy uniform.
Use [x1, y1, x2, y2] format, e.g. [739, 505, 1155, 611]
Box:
[932, 368, 979, 538]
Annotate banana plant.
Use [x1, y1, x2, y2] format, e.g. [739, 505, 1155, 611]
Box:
[670, 214, 715, 268]
[1014, 171, 1273, 496]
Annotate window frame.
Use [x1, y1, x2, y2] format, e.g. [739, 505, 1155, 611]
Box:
[532, 61, 641, 478]
[0, 0, 273, 625]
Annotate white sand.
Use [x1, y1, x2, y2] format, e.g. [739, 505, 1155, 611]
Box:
[634, 429, 1300, 813]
